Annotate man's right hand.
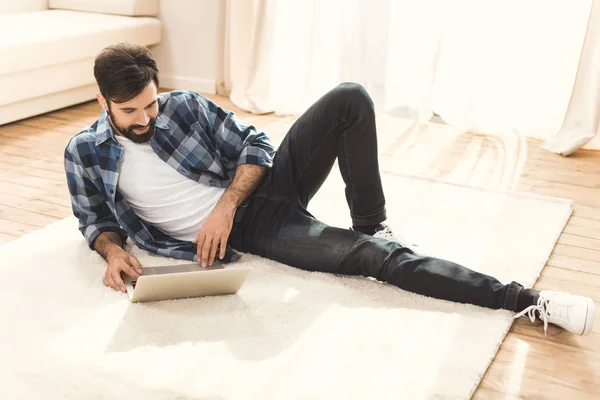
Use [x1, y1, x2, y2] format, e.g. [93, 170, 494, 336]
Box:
[104, 249, 143, 293]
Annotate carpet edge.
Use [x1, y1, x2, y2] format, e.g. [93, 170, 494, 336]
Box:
[464, 198, 574, 399]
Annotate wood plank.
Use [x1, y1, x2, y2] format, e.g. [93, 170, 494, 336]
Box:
[412, 149, 600, 177]
[552, 243, 600, 263]
[472, 387, 522, 400]
[563, 224, 600, 240]
[0, 182, 70, 207]
[523, 149, 600, 168]
[75, 100, 101, 110]
[0, 135, 65, 150]
[0, 232, 18, 245]
[0, 163, 66, 182]
[47, 107, 99, 121]
[541, 265, 600, 285]
[1, 152, 63, 168]
[520, 171, 600, 190]
[418, 140, 600, 174]
[0, 205, 59, 227]
[0, 132, 71, 150]
[0, 192, 71, 218]
[381, 153, 600, 198]
[0, 134, 70, 150]
[547, 254, 600, 275]
[525, 160, 600, 177]
[480, 341, 600, 399]
[1, 159, 65, 178]
[568, 216, 600, 229]
[512, 320, 600, 353]
[0, 218, 39, 236]
[0, 170, 66, 187]
[0, 123, 70, 138]
[16, 115, 90, 133]
[0, 173, 68, 193]
[497, 338, 600, 386]
[572, 204, 600, 220]
[557, 233, 600, 252]
[0, 144, 66, 163]
[446, 134, 600, 167]
[534, 277, 600, 303]
[1, 147, 64, 163]
[520, 184, 600, 207]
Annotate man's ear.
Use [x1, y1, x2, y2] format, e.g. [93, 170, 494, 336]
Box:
[96, 93, 109, 112]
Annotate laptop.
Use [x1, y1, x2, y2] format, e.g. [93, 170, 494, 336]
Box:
[123, 263, 251, 303]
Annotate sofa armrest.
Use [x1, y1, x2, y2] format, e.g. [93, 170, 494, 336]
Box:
[48, 0, 158, 17]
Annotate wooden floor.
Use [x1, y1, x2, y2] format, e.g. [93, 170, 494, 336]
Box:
[1, 94, 599, 399]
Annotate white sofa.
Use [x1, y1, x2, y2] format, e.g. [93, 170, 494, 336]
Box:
[0, 0, 162, 126]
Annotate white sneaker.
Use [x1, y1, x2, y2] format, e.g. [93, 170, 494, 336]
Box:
[372, 224, 407, 246]
[514, 290, 595, 336]
[372, 224, 431, 255]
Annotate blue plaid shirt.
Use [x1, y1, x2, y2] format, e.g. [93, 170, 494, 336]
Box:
[64, 90, 276, 262]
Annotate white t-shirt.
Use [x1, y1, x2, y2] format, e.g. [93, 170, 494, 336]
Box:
[115, 135, 226, 242]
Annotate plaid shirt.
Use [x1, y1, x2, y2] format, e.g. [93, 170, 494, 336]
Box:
[64, 90, 276, 262]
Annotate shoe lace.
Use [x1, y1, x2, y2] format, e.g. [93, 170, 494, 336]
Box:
[374, 225, 427, 252]
[376, 226, 395, 240]
[513, 295, 569, 336]
[374, 225, 409, 246]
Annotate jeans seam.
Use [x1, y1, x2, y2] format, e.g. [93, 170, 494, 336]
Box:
[295, 121, 345, 183]
[342, 121, 357, 210]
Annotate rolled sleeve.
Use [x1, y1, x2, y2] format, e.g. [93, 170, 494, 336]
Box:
[82, 220, 128, 250]
[236, 129, 275, 168]
[194, 93, 276, 168]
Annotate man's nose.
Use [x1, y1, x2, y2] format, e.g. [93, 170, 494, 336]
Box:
[136, 113, 150, 126]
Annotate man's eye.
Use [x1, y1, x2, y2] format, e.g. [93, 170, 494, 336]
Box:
[125, 110, 134, 114]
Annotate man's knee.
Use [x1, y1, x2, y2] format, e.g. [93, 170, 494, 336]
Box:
[332, 82, 374, 111]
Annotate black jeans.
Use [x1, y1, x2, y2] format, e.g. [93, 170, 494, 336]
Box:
[229, 83, 523, 312]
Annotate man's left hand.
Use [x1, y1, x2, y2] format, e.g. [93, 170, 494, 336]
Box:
[192, 204, 235, 267]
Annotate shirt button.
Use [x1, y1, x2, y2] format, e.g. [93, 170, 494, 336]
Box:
[110, 189, 114, 194]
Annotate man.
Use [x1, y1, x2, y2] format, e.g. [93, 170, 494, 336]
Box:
[65, 43, 594, 336]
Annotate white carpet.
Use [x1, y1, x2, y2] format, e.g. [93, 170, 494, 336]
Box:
[0, 173, 572, 400]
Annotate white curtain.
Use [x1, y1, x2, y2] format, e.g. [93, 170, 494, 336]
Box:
[542, 0, 600, 155]
[224, 0, 595, 152]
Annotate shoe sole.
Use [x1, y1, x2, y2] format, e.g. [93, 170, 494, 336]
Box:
[582, 297, 595, 335]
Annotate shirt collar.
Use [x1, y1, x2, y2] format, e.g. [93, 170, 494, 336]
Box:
[155, 112, 169, 130]
[95, 109, 169, 146]
[94, 110, 117, 146]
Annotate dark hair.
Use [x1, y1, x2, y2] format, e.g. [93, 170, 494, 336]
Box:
[94, 42, 159, 104]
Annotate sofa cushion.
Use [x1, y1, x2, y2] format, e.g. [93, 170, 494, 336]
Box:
[0, 0, 47, 15]
[48, 0, 157, 16]
[0, 83, 98, 126]
[0, 58, 95, 106]
[0, 10, 161, 76]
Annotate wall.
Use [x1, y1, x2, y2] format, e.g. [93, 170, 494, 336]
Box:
[152, 0, 225, 94]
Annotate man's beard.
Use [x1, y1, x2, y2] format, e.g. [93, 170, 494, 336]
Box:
[107, 109, 156, 144]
